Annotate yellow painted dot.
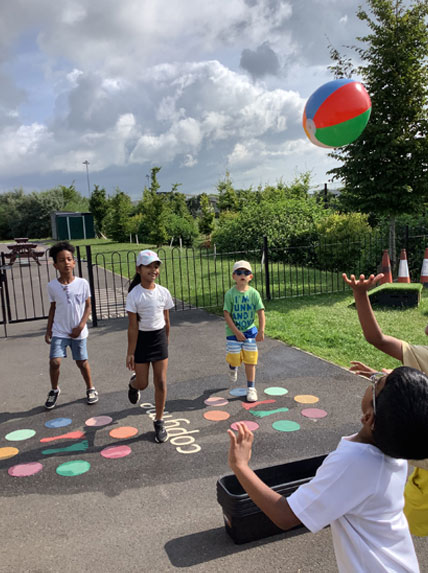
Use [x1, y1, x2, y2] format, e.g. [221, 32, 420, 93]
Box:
[294, 394, 319, 404]
[0, 447, 19, 460]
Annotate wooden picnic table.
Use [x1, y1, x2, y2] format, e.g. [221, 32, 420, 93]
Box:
[4, 238, 45, 266]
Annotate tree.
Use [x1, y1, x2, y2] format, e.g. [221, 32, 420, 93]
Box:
[103, 188, 132, 242]
[217, 171, 239, 213]
[328, 0, 428, 264]
[199, 193, 215, 235]
[89, 185, 109, 235]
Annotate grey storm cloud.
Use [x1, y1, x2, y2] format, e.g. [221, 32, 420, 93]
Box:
[240, 42, 281, 79]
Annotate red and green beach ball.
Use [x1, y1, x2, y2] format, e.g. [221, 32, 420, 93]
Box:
[303, 79, 371, 148]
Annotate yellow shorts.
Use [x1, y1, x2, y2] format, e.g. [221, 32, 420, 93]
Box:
[404, 467, 428, 536]
[226, 337, 258, 367]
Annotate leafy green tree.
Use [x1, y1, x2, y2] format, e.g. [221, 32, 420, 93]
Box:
[89, 185, 109, 235]
[103, 188, 132, 242]
[328, 0, 428, 264]
[199, 193, 215, 235]
[217, 171, 239, 213]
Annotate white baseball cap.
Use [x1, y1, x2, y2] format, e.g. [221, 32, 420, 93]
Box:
[136, 250, 161, 266]
[232, 260, 252, 273]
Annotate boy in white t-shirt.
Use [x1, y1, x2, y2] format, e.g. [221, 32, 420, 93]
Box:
[44, 241, 98, 409]
[228, 366, 428, 572]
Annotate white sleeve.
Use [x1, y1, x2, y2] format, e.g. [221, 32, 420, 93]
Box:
[47, 281, 56, 303]
[164, 288, 174, 310]
[82, 279, 90, 300]
[125, 289, 138, 313]
[287, 449, 377, 533]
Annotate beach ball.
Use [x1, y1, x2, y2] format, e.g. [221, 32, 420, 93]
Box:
[303, 79, 371, 148]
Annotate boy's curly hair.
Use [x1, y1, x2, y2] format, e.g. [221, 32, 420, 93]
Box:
[374, 366, 428, 459]
[49, 241, 75, 263]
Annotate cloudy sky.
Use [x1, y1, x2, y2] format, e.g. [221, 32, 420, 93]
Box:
[0, 0, 369, 199]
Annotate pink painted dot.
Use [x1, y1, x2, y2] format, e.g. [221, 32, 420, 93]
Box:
[101, 445, 132, 459]
[85, 415, 113, 427]
[204, 397, 229, 407]
[8, 462, 43, 477]
[230, 420, 260, 432]
[109, 426, 138, 439]
[301, 408, 328, 419]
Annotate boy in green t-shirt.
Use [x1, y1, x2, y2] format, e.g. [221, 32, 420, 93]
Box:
[223, 260, 265, 402]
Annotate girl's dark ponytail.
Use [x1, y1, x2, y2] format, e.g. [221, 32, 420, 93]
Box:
[128, 273, 141, 293]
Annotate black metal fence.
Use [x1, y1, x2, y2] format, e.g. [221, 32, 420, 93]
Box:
[2, 228, 428, 336]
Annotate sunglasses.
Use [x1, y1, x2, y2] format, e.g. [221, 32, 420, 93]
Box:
[369, 372, 384, 415]
[234, 269, 252, 276]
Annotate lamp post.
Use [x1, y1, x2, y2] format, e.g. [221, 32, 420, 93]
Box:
[83, 160, 91, 196]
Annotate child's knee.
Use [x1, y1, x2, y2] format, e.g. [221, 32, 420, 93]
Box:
[50, 358, 61, 370]
[76, 359, 88, 370]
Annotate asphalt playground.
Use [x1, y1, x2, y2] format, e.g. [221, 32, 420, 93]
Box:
[1, 309, 427, 572]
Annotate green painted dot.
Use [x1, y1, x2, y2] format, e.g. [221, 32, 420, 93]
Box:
[56, 460, 91, 477]
[272, 420, 300, 432]
[264, 387, 288, 396]
[5, 429, 36, 441]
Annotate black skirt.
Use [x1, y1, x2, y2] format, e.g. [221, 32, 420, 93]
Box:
[134, 327, 168, 363]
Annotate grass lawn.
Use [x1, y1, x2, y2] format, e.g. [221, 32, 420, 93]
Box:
[263, 289, 428, 372]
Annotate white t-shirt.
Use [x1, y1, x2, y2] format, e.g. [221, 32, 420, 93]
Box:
[47, 277, 90, 340]
[288, 436, 419, 573]
[125, 284, 174, 331]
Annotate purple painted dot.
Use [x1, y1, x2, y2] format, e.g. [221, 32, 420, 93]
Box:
[230, 420, 259, 432]
[301, 408, 328, 419]
[204, 397, 229, 407]
[101, 445, 132, 459]
[8, 462, 43, 477]
[85, 415, 113, 427]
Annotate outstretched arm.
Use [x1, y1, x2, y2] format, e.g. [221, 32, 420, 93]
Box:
[343, 273, 403, 361]
[228, 423, 301, 531]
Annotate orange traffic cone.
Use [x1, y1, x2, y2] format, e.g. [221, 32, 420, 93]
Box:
[380, 250, 393, 284]
[398, 249, 411, 283]
[420, 248, 428, 287]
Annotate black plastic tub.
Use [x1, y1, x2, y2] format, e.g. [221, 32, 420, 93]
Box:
[217, 453, 328, 544]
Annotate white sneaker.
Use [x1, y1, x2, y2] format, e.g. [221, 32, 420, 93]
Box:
[246, 387, 258, 402]
[229, 368, 238, 383]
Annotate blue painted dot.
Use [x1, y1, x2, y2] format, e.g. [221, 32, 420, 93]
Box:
[45, 418, 72, 429]
[229, 387, 247, 397]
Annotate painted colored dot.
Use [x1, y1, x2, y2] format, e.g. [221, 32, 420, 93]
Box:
[203, 410, 230, 422]
[294, 394, 319, 404]
[45, 417, 72, 429]
[204, 397, 229, 407]
[109, 426, 138, 439]
[5, 429, 36, 441]
[229, 387, 247, 397]
[301, 408, 328, 419]
[56, 460, 91, 477]
[0, 447, 19, 460]
[230, 420, 260, 432]
[8, 462, 43, 477]
[85, 415, 113, 427]
[264, 387, 289, 396]
[272, 420, 301, 432]
[101, 445, 132, 459]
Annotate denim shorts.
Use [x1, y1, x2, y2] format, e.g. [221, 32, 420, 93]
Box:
[50, 336, 88, 361]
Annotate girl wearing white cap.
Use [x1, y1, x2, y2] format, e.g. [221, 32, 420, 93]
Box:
[125, 250, 174, 443]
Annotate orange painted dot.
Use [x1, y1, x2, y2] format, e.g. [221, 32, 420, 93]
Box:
[109, 426, 138, 439]
[0, 447, 19, 460]
[294, 394, 319, 404]
[203, 410, 230, 422]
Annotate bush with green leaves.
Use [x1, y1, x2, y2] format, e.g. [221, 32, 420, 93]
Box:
[315, 212, 381, 273]
[165, 212, 199, 247]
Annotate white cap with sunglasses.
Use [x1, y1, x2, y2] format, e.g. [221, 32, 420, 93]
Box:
[136, 250, 161, 267]
[232, 260, 252, 274]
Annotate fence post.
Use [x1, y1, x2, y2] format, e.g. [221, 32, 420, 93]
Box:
[0, 254, 8, 337]
[263, 236, 271, 301]
[76, 246, 83, 277]
[85, 245, 98, 327]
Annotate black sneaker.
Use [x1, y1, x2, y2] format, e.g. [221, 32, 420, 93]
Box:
[87, 387, 99, 405]
[153, 420, 168, 443]
[45, 389, 60, 410]
[128, 377, 140, 405]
